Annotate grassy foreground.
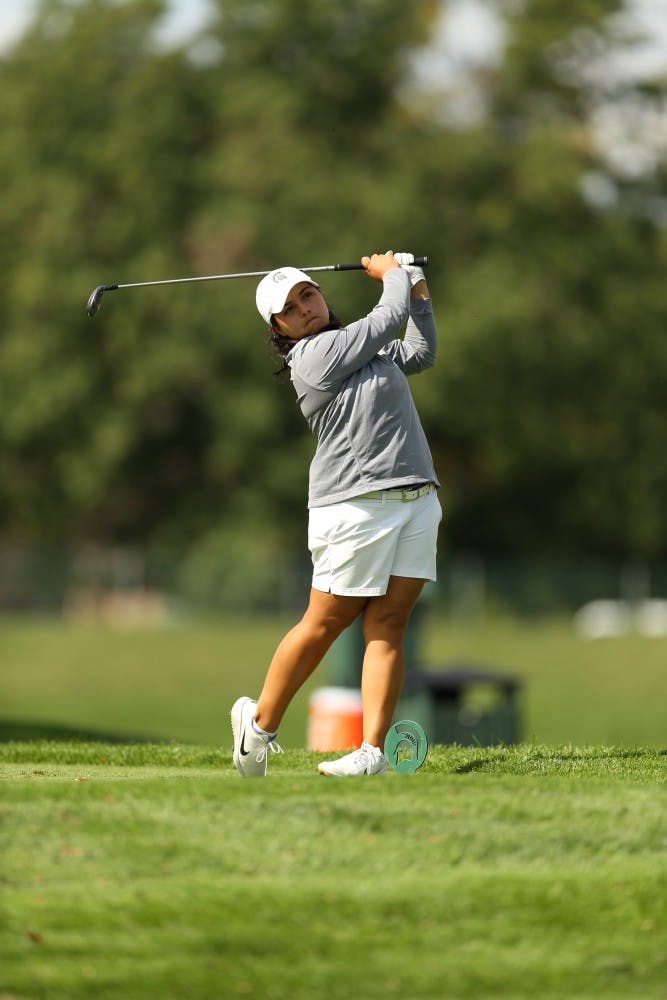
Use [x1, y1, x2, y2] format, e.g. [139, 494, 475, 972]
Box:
[1, 741, 666, 999]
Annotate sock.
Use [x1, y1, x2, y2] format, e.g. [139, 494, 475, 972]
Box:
[252, 718, 277, 740]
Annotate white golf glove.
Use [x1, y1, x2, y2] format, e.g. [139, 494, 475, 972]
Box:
[387, 251, 426, 287]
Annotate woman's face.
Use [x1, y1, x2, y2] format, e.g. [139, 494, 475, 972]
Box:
[272, 282, 330, 340]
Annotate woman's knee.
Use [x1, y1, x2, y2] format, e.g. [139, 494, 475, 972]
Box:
[316, 612, 353, 643]
[362, 578, 424, 640]
[303, 593, 364, 642]
[362, 603, 411, 641]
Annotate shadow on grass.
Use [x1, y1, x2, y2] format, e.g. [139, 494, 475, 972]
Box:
[0, 718, 168, 744]
[452, 758, 490, 774]
[451, 745, 665, 774]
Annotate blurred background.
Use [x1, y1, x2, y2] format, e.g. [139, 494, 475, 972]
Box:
[1, 0, 666, 748]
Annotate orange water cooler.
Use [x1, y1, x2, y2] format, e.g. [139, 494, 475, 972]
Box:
[307, 687, 363, 751]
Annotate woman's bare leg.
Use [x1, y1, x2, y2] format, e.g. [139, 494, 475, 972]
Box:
[254, 588, 367, 733]
[360, 576, 425, 748]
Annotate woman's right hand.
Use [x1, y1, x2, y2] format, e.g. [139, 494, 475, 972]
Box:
[361, 252, 400, 281]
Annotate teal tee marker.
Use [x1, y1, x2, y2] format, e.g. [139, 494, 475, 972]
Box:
[384, 720, 428, 773]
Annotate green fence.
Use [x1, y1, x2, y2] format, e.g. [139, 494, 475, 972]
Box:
[1, 544, 665, 619]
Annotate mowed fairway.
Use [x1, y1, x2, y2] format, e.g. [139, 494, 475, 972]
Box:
[1, 615, 666, 997]
[1, 742, 665, 999]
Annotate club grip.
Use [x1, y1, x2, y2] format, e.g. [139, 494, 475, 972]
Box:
[335, 255, 428, 271]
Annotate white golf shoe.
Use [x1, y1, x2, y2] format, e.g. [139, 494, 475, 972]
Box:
[231, 696, 282, 778]
[318, 741, 388, 777]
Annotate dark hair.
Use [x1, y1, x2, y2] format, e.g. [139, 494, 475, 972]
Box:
[267, 308, 342, 377]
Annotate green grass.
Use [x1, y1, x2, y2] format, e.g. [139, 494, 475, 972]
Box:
[1, 742, 665, 999]
[1, 613, 666, 747]
[1, 612, 665, 994]
[423, 617, 667, 748]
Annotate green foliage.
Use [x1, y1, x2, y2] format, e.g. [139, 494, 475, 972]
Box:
[1, 0, 666, 559]
[0, 0, 215, 541]
[411, 1, 667, 558]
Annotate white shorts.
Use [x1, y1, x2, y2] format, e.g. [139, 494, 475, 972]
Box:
[308, 486, 442, 597]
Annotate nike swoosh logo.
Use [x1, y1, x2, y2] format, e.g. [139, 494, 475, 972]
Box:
[240, 731, 250, 756]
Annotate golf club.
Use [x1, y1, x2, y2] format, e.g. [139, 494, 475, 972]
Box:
[86, 257, 429, 316]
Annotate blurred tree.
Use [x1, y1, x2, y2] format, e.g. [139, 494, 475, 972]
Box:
[408, 0, 667, 559]
[0, 0, 215, 542]
[0, 0, 666, 570]
[0, 0, 437, 555]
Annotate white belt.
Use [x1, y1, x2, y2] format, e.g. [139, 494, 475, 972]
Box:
[354, 482, 434, 502]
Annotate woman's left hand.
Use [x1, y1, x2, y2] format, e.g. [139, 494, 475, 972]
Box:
[390, 252, 426, 287]
[391, 251, 429, 299]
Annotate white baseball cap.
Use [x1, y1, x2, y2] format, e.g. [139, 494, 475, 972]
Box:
[256, 267, 319, 324]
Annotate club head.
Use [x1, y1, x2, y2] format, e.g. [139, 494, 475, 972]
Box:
[86, 285, 106, 317]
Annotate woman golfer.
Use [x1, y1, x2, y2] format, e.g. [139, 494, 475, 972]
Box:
[231, 251, 441, 776]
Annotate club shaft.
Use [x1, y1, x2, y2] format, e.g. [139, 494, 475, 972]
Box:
[87, 257, 429, 315]
[105, 257, 428, 292]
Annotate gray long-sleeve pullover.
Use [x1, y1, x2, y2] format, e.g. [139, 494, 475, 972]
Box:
[287, 268, 440, 508]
